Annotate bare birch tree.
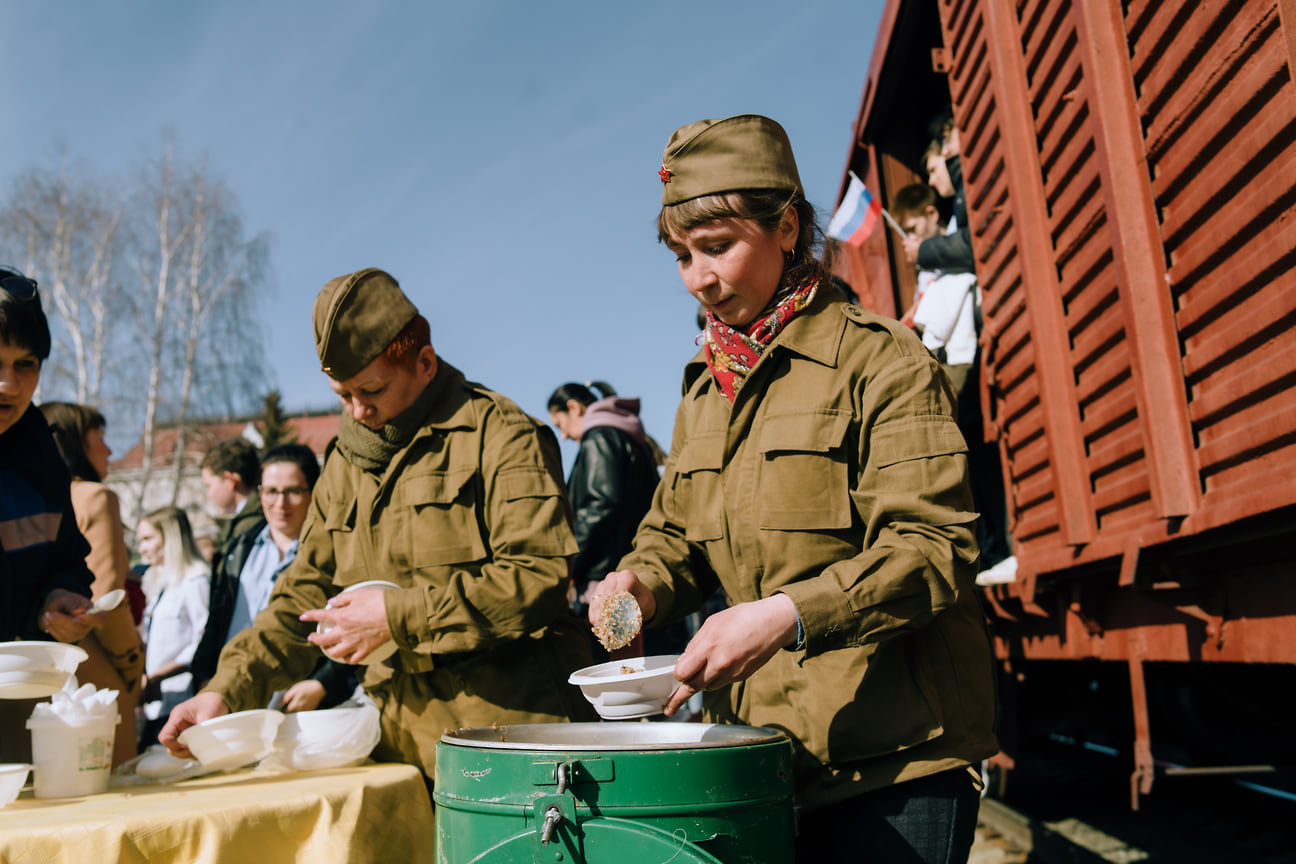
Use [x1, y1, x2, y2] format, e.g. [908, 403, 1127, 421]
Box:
[1, 136, 272, 523]
[0, 150, 122, 406]
[124, 138, 270, 519]
[164, 159, 270, 504]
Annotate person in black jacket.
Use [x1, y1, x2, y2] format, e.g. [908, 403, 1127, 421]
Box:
[904, 109, 975, 275]
[1, 266, 100, 761]
[547, 382, 686, 656]
[190, 443, 357, 709]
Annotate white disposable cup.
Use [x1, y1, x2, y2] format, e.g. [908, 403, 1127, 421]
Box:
[26, 712, 119, 798]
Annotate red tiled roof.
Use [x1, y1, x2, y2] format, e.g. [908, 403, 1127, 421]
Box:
[111, 414, 340, 471]
[290, 415, 342, 456]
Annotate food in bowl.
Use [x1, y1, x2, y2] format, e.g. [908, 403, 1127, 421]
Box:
[0, 642, 89, 699]
[178, 709, 284, 772]
[0, 764, 31, 808]
[568, 655, 681, 720]
[316, 580, 400, 666]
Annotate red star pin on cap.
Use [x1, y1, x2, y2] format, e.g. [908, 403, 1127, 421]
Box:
[658, 165, 672, 183]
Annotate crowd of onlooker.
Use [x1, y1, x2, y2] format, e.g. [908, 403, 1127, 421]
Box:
[5, 108, 1010, 861]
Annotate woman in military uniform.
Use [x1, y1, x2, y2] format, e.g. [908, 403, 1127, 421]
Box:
[590, 116, 998, 862]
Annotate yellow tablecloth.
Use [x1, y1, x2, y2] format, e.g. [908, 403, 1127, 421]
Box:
[0, 761, 436, 864]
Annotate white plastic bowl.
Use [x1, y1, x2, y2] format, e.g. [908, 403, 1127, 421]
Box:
[567, 655, 682, 720]
[317, 580, 400, 666]
[273, 704, 380, 770]
[178, 709, 284, 772]
[0, 764, 31, 808]
[0, 642, 89, 699]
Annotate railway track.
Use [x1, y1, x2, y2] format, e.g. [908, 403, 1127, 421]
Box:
[970, 737, 1296, 863]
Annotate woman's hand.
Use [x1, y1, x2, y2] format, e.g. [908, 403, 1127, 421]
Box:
[663, 593, 799, 716]
[280, 680, 326, 713]
[40, 589, 98, 643]
[587, 570, 656, 659]
[300, 588, 393, 665]
[587, 570, 656, 624]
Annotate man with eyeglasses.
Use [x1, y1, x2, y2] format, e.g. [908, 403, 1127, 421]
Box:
[162, 268, 595, 786]
[190, 443, 356, 710]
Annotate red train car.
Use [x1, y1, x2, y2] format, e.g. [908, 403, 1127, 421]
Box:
[831, 0, 1296, 805]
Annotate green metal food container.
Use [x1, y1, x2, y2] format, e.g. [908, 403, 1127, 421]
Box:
[434, 722, 794, 863]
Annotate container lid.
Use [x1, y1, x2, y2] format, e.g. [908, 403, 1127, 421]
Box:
[441, 722, 787, 751]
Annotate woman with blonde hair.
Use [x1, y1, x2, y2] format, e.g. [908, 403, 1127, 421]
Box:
[136, 506, 210, 747]
[41, 400, 147, 766]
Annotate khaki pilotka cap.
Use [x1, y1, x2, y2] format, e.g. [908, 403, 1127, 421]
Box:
[312, 267, 419, 381]
[658, 114, 803, 205]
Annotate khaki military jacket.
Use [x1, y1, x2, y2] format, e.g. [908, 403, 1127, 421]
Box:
[206, 362, 594, 780]
[622, 285, 998, 811]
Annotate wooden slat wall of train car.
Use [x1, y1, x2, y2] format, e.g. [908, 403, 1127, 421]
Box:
[1128, 0, 1296, 532]
[940, 0, 1095, 598]
[938, 0, 1296, 600]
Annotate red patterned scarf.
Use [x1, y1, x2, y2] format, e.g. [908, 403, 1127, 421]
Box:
[703, 268, 820, 401]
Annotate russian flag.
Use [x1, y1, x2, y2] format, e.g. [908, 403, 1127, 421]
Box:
[826, 175, 882, 247]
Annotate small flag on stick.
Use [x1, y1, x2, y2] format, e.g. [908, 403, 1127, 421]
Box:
[827, 175, 883, 247]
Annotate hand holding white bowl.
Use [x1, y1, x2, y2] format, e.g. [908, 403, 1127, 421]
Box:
[301, 581, 399, 666]
[178, 709, 284, 772]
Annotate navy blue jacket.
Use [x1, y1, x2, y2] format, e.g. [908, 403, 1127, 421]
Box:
[1, 406, 94, 640]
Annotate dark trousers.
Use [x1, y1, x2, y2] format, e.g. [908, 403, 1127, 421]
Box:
[795, 767, 981, 863]
[957, 359, 1012, 568]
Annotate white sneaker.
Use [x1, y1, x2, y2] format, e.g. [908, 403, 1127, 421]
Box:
[976, 555, 1018, 586]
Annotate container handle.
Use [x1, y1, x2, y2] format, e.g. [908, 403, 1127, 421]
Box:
[556, 761, 570, 795]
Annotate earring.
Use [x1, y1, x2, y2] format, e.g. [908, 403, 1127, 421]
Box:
[785, 250, 795, 264]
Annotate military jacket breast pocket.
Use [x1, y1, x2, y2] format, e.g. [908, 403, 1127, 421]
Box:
[399, 469, 488, 568]
[672, 433, 725, 542]
[757, 410, 853, 531]
[324, 498, 361, 576]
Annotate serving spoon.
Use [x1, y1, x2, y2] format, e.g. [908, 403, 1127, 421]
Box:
[90, 589, 127, 614]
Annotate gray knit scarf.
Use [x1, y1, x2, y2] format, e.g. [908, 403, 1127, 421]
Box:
[335, 382, 440, 473]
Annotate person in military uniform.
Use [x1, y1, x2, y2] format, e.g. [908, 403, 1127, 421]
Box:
[161, 268, 595, 782]
[589, 116, 998, 862]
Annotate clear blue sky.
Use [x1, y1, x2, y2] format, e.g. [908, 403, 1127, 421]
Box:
[2, 0, 884, 464]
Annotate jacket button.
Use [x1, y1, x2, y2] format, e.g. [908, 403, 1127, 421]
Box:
[406, 635, 419, 647]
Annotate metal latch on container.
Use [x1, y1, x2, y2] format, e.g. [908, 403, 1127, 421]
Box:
[534, 794, 577, 856]
[539, 804, 563, 845]
[531, 758, 614, 786]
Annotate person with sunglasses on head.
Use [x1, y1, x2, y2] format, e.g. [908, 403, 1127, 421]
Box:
[588, 117, 998, 862]
[0, 266, 103, 761]
[190, 443, 357, 711]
